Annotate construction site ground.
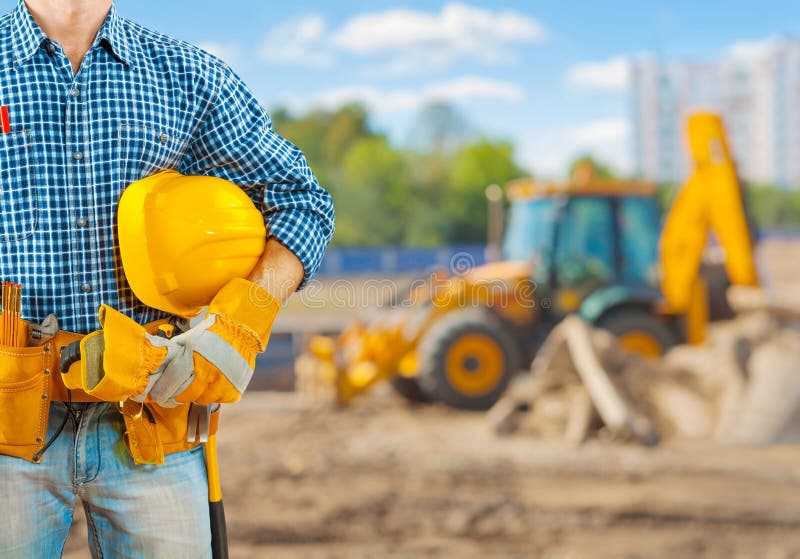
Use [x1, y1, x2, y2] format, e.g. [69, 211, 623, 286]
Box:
[62, 238, 800, 558]
[63, 390, 800, 559]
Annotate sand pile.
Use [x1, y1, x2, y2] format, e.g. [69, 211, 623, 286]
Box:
[491, 309, 800, 446]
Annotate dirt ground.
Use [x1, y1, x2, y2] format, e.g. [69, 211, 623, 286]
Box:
[61, 239, 800, 558]
[63, 390, 800, 559]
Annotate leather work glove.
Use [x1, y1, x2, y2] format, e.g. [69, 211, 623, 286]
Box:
[142, 278, 281, 407]
[62, 305, 180, 402]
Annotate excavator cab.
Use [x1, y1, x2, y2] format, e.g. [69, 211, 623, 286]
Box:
[506, 193, 661, 307]
[504, 179, 678, 357]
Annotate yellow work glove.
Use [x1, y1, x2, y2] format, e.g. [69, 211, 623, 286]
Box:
[143, 278, 280, 407]
[63, 305, 178, 402]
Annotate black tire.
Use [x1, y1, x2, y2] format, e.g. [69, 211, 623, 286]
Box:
[390, 375, 431, 403]
[417, 309, 521, 411]
[596, 307, 677, 356]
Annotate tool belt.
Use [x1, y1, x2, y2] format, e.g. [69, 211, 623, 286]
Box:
[0, 320, 219, 465]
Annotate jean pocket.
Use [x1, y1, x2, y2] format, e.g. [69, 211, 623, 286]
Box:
[0, 129, 37, 242]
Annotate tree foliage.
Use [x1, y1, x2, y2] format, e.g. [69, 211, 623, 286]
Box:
[745, 184, 800, 229]
[273, 103, 529, 246]
[655, 181, 800, 231]
[444, 140, 526, 242]
[409, 102, 473, 155]
[568, 154, 615, 180]
[273, 105, 800, 246]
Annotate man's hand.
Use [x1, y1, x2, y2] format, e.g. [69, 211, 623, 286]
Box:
[247, 238, 306, 304]
[143, 278, 281, 407]
[138, 239, 301, 407]
[63, 305, 180, 402]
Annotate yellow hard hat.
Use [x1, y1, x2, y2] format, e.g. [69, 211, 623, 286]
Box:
[118, 170, 267, 318]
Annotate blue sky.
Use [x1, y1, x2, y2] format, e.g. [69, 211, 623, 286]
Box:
[3, 1, 800, 177]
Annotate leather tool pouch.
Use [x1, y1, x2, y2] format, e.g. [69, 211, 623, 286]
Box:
[0, 331, 83, 462]
[0, 315, 220, 466]
[117, 400, 221, 465]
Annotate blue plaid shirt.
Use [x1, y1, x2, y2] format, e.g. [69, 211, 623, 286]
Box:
[0, 2, 334, 333]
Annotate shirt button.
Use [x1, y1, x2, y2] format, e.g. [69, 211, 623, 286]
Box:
[80, 283, 92, 293]
[71, 88, 80, 98]
[76, 217, 88, 228]
[73, 151, 83, 161]
[159, 133, 169, 144]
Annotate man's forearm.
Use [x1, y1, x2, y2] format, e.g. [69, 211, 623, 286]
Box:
[247, 238, 305, 304]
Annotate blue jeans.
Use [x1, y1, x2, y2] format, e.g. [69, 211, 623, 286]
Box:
[0, 402, 211, 558]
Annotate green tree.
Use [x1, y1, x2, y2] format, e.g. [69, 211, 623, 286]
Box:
[409, 101, 472, 154]
[568, 154, 615, 180]
[399, 149, 452, 246]
[272, 104, 376, 193]
[271, 103, 534, 246]
[336, 136, 412, 245]
[746, 183, 800, 228]
[442, 140, 528, 243]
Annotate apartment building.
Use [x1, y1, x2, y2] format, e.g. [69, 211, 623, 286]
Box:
[631, 39, 800, 188]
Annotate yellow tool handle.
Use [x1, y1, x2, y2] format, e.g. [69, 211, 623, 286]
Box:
[206, 433, 222, 503]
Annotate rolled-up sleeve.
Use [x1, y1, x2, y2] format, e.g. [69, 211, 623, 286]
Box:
[180, 63, 334, 287]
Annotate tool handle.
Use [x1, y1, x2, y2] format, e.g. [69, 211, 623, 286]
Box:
[210, 500, 228, 559]
[60, 341, 82, 373]
[206, 433, 228, 558]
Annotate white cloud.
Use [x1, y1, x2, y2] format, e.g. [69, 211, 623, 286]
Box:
[424, 76, 524, 105]
[258, 15, 334, 68]
[332, 3, 545, 72]
[197, 41, 243, 67]
[565, 56, 630, 92]
[517, 133, 571, 178]
[518, 118, 631, 178]
[566, 37, 785, 92]
[259, 3, 546, 73]
[727, 36, 781, 62]
[332, 4, 544, 54]
[284, 76, 524, 114]
[569, 118, 629, 145]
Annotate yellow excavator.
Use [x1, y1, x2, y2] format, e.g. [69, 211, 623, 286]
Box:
[296, 112, 759, 410]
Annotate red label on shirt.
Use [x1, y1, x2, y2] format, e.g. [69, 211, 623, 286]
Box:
[0, 106, 9, 134]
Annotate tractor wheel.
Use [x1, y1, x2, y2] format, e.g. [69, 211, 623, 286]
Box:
[418, 309, 521, 411]
[596, 308, 677, 357]
[390, 375, 431, 403]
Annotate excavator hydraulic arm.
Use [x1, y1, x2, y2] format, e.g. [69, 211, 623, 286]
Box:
[660, 113, 759, 327]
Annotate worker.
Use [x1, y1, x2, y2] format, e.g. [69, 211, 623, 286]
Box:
[0, 1, 334, 557]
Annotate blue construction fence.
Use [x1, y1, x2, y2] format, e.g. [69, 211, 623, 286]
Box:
[758, 228, 800, 241]
[315, 229, 800, 278]
[316, 244, 489, 276]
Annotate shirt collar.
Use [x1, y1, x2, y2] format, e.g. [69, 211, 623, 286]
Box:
[11, 1, 135, 67]
[10, 0, 47, 65]
[93, 4, 135, 67]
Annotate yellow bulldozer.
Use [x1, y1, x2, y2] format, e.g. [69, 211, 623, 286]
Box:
[296, 112, 759, 410]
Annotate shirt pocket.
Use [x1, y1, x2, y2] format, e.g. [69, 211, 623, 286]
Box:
[0, 129, 36, 243]
[117, 122, 189, 183]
